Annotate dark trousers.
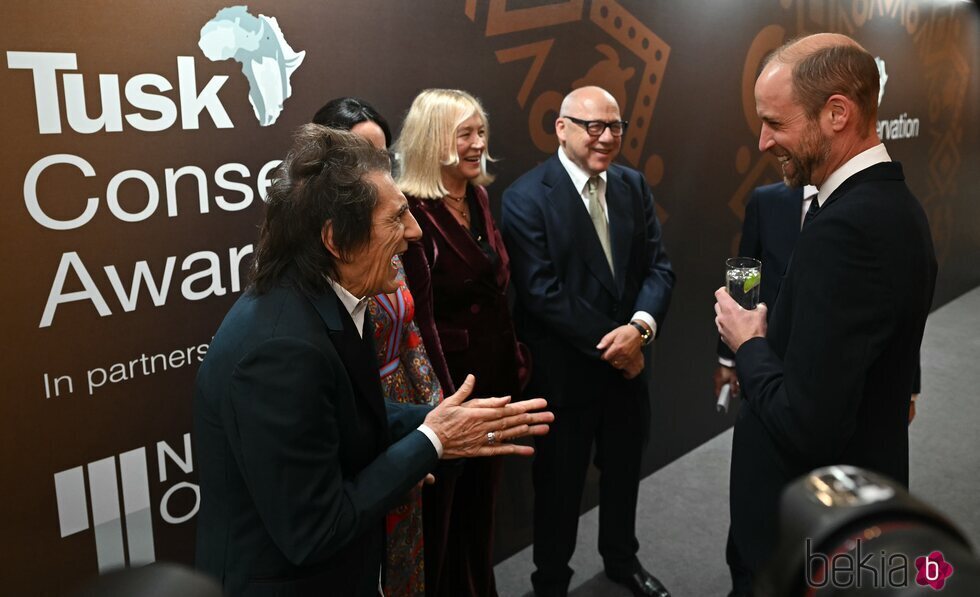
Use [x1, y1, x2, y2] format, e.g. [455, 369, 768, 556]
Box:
[531, 388, 648, 592]
[726, 526, 754, 597]
[422, 465, 457, 596]
[424, 456, 502, 597]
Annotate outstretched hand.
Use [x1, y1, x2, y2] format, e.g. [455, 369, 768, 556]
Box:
[423, 375, 554, 458]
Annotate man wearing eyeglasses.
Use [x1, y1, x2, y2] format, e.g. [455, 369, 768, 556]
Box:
[501, 86, 675, 597]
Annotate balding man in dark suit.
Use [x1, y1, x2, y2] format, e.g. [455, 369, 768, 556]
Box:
[714, 34, 936, 594]
[502, 86, 674, 597]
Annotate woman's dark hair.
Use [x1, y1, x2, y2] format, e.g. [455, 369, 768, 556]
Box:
[250, 124, 391, 295]
[312, 97, 392, 147]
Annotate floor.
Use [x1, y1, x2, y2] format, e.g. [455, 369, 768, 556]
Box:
[494, 285, 980, 596]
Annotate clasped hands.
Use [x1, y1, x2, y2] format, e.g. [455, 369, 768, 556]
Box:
[597, 323, 646, 379]
[423, 375, 554, 459]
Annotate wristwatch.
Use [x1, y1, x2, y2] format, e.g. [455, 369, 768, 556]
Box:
[629, 320, 652, 346]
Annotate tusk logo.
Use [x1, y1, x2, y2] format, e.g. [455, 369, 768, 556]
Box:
[54, 434, 197, 574]
[198, 6, 305, 127]
[872, 55, 920, 142]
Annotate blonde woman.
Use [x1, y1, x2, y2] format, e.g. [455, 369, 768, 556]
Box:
[397, 89, 529, 597]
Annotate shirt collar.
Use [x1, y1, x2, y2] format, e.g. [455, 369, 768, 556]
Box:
[557, 147, 607, 194]
[816, 143, 891, 207]
[326, 277, 368, 316]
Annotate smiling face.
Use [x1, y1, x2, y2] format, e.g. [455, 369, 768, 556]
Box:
[755, 63, 832, 187]
[343, 170, 421, 296]
[441, 111, 487, 187]
[556, 88, 622, 176]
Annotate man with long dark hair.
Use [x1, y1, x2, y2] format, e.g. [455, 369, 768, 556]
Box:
[193, 125, 552, 596]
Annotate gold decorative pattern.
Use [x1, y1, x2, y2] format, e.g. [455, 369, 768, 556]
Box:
[727, 0, 969, 263]
[477, 0, 671, 214]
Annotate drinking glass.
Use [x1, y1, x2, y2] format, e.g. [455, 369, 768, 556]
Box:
[726, 257, 762, 309]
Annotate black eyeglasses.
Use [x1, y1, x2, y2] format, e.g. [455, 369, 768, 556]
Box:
[562, 116, 629, 137]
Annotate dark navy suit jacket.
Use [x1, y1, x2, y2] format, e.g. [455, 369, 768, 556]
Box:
[194, 279, 437, 596]
[730, 163, 937, 572]
[500, 154, 674, 408]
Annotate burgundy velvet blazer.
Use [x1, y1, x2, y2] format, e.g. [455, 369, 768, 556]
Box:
[402, 184, 528, 400]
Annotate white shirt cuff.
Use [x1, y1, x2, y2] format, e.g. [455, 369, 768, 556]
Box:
[718, 357, 735, 368]
[631, 311, 657, 337]
[417, 424, 443, 458]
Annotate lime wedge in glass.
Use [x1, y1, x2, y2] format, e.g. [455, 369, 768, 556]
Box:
[743, 272, 761, 294]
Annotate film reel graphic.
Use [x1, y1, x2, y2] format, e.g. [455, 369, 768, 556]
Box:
[472, 0, 670, 194]
[590, 0, 669, 175]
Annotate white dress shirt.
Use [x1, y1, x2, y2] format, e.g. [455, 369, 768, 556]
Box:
[556, 148, 658, 337]
[327, 277, 444, 597]
[815, 143, 892, 208]
[326, 277, 443, 456]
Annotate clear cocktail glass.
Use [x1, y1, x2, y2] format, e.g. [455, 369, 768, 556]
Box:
[726, 257, 762, 309]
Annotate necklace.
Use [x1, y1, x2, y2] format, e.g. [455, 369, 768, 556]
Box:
[443, 194, 469, 220]
[443, 194, 484, 241]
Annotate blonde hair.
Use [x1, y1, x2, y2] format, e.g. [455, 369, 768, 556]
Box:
[395, 89, 495, 199]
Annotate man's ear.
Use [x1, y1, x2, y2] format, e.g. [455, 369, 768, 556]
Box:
[555, 117, 567, 144]
[321, 221, 343, 260]
[825, 94, 851, 132]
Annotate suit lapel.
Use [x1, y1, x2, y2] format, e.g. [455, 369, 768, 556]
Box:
[308, 289, 390, 442]
[780, 162, 904, 304]
[414, 198, 491, 283]
[473, 185, 511, 291]
[544, 158, 617, 296]
[804, 162, 903, 229]
[605, 168, 633, 296]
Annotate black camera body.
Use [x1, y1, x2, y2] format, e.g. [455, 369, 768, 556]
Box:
[757, 466, 980, 596]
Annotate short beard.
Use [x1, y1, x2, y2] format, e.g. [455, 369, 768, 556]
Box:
[783, 120, 831, 188]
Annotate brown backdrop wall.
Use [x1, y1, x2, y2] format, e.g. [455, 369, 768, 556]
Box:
[2, 1, 977, 593]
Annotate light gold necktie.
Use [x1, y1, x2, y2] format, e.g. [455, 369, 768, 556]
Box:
[588, 177, 613, 270]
